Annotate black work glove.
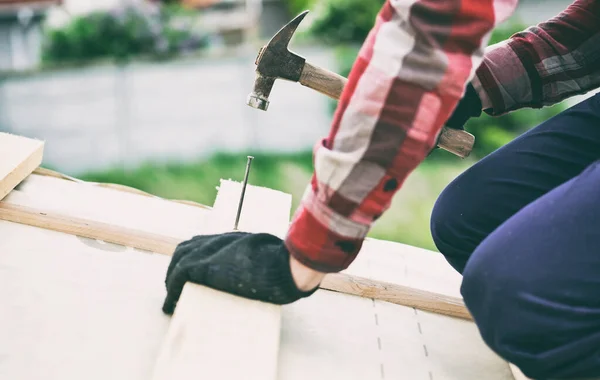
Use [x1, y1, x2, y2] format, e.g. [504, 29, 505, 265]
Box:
[162, 231, 318, 314]
[445, 82, 483, 130]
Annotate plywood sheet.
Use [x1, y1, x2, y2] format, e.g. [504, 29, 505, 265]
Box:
[0, 173, 514, 380]
[279, 290, 513, 380]
[0, 220, 172, 380]
[0, 132, 44, 200]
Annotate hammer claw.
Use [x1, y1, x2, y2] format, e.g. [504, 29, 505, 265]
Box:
[268, 10, 309, 48]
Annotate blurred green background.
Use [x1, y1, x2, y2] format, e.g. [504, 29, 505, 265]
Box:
[3, 0, 570, 252]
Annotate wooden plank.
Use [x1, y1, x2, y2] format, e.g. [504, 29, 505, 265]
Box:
[151, 284, 282, 380]
[322, 273, 469, 320]
[279, 288, 511, 380]
[0, 199, 471, 320]
[334, 237, 470, 319]
[7, 173, 212, 240]
[345, 238, 464, 299]
[0, 220, 173, 380]
[0, 173, 512, 380]
[0, 202, 180, 255]
[0, 179, 471, 320]
[12, 173, 468, 317]
[151, 179, 291, 380]
[0, 132, 44, 200]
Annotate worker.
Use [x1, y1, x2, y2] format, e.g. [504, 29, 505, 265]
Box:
[162, 0, 600, 378]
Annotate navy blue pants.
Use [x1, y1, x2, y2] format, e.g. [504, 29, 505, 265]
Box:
[430, 93, 600, 379]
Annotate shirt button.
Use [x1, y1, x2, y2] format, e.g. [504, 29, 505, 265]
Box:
[383, 178, 398, 192]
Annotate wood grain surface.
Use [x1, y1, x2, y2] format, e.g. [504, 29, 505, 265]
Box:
[0, 132, 44, 200]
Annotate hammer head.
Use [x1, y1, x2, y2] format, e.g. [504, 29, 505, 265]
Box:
[246, 10, 309, 111]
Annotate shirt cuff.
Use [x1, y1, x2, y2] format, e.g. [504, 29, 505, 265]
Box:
[284, 187, 367, 273]
[471, 73, 493, 111]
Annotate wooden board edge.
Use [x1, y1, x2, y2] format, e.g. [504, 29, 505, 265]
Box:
[150, 179, 289, 380]
[322, 272, 472, 321]
[0, 137, 44, 201]
[0, 202, 180, 255]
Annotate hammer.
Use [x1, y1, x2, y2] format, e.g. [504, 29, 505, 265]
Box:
[246, 10, 475, 158]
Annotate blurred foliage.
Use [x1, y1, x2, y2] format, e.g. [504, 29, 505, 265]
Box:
[41, 3, 210, 65]
[78, 151, 471, 251]
[307, 0, 384, 45]
[285, 0, 316, 17]
[304, 0, 526, 46]
[79, 152, 315, 212]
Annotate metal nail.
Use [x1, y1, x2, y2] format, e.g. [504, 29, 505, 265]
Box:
[233, 156, 254, 230]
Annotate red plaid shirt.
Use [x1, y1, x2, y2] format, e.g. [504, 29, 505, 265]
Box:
[284, 0, 600, 273]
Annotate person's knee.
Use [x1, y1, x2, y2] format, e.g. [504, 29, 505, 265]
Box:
[430, 193, 458, 270]
[430, 173, 480, 273]
[461, 244, 597, 379]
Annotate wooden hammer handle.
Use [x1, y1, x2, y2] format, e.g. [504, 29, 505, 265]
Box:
[299, 61, 347, 99]
[298, 61, 475, 158]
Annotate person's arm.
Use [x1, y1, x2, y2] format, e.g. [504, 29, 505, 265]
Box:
[472, 0, 600, 116]
[160, 0, 522, 310]
[284, 0, 519, 276]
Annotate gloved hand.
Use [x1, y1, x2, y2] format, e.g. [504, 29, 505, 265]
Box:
[429, 82, 482, 155]
[445, 82, 483, 130]
[162, 231, 318, 314]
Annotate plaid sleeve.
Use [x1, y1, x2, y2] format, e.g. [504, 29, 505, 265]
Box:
[284, 0, 519, 273]
[472, 0, 600, 116]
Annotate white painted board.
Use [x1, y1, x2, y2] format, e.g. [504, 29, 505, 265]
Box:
[0, 174, 514, 380]
[0, 220, 172, 380]
[279, 290, 514, 380]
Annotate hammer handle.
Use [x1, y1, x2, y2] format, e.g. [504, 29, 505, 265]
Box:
[299, 61, 347, 99]
[298, 61, 475, 158]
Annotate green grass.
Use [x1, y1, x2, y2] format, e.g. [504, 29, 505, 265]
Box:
[78, 151, 474, 252]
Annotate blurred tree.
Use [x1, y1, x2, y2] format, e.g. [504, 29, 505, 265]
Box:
[285, 0, 317, 17]
[307, 0, 384, 44]
[41, 2, 210, 65]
